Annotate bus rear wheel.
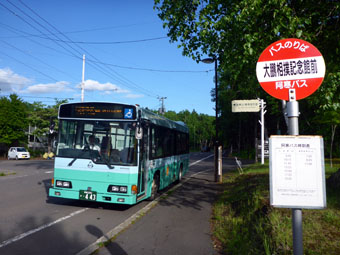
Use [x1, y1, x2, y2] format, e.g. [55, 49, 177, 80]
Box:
[149, 173, 159, 201]
[176, 165, 183, 184]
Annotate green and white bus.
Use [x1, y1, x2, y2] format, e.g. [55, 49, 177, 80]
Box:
[49, 102, 189, 205]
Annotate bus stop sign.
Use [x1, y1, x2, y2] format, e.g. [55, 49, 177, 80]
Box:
[256, 38, 326, 100]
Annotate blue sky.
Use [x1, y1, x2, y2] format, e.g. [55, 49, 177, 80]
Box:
[0, 0, 215, 115]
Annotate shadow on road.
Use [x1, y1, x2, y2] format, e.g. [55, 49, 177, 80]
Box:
[86, 225, 128, 255]
[158, 170, 222, 211]
[0, 214, 88, 255]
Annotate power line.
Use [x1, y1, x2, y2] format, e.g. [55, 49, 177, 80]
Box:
[0, 21, 158, 38]
[32, 35, 168, 45]
[0, 22, 211, 74]
[0, 40, 79, 82]
[88, 59, 214, 73]
[1, 94, 74, 100]
[0, 50, 60, 82]
[0, 1, 81, 60]
[14, 0, 160, 98]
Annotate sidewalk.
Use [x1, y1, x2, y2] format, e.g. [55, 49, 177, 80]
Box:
[95, 168, 221, 255]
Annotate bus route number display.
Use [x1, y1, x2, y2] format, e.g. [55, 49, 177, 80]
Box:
[269, 135, 326, 209]
[59, 103, 136, 120]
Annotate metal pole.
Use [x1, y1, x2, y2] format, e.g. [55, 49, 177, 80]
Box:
[261, 99, 265, 164]
[287, 89, 303, 255]
[218, 145, 222, 182]
[214, 59, 221, 182]
[81, 54, 85, 102]
[258, 99, 266, 165]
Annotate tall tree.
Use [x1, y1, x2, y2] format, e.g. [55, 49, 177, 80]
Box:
[155, 0, 340, 156]
[26, 99, 67, 152]
[0, 94, 28, 148]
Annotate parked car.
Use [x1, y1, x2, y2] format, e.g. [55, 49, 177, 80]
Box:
[8, 147, 30, 160]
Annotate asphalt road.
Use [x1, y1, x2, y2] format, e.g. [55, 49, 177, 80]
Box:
[0, 153, 238, 255]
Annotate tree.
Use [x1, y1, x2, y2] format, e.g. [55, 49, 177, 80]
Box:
[26, 99, 67, 152]
[155, 0, 340, 156]
[0, 94, 28, 149]
[164, 109, 215, 151]
[310, 72, 340, 167]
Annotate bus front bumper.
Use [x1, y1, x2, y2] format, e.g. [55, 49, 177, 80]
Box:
[49, 187, 137, 205]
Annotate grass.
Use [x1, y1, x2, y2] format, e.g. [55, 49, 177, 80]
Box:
[0, 171, 16, 177]
[212, 159, 340, 255]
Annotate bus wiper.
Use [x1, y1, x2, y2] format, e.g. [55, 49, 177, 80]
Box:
[68, 158, 77, 166]
[68, 145, 89, 166]
[96, 153, 114, 170]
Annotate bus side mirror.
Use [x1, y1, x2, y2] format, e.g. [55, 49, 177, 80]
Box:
[135, 127, 143, 140]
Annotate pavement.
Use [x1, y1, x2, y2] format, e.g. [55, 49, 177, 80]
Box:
[93, 165, 221, 255]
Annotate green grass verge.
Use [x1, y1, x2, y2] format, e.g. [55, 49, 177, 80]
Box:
[212, 160, 340, 254]
[0, 171, 16, 177]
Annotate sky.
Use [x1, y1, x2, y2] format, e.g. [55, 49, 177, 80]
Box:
[0, 0, 216, 116]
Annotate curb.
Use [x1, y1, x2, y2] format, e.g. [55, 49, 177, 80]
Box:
[76, 155, 214, 255]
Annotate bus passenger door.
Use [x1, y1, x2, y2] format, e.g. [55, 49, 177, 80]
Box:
[137, 124, 148, 200]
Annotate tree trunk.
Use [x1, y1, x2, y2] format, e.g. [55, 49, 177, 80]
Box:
[330, 125, 337, 168]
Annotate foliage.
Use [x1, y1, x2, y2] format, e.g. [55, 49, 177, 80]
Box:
[164, 109, 215, 150]
[0, 94, 28, 147]
[212, 161, 340, 254]
[26, 99, 66, 138]
[0, 94, 67, 153]
[154, 0, 340, 157]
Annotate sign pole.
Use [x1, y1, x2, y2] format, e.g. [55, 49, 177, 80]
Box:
[260, 99, 267, 164]
[257, 38, 326, 255]
[287, 89, 303, 255]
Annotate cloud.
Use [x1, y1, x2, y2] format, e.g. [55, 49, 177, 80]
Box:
[23, 81, 73, 94]
[0, 68, 31, 92]
[79, 79, 130, 94]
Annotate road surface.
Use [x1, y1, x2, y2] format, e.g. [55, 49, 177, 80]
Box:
[0, 152, 238, 254]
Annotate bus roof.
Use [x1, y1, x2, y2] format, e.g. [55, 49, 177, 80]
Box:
[139, 107, 188, 133]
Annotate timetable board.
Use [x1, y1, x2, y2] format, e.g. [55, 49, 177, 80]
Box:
[269, 135, 326, 209]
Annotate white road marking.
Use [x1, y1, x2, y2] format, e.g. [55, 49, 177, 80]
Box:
[45, 171, 53, 174]
[77, 154, 214, 255]
[0, 208, 89, 248]
[0, 155, 213, 251]
[189, 154, 214, 167]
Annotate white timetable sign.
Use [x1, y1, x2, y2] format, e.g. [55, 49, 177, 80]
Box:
[269, 135, 326, 209]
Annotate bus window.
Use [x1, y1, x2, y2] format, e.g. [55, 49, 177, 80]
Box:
[56, 120, 137, 166]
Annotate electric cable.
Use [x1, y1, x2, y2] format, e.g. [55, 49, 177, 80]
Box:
[15, 0, 160, 98]
[0, 40, 79, 82]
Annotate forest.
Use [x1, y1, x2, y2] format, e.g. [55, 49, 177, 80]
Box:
[154, 0, 340, 160]
[0, 94, 214, 156]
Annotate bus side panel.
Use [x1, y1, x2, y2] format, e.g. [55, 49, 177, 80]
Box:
[145, 153, 190, 198]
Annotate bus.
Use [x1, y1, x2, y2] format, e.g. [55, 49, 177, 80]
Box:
[49, 102, 189, 205]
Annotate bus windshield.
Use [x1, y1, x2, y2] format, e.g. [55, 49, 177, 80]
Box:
[56, 120, 137, 166]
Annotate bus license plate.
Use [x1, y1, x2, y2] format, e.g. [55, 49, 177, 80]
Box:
[79, 190, 97, 201]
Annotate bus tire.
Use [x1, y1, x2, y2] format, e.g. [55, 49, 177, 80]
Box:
[176, 164, 183, 184]
[148, 173, 159, 201]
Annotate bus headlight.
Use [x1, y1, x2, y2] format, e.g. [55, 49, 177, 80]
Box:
[119, 186, 127, 193]
[108, 185, 127, 193]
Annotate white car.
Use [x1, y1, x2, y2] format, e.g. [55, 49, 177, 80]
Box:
[8, 147, 30, 160]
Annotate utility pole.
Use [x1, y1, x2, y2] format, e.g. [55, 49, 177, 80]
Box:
[81, 54, 85, 102]
[202, 57, 221, 183]
[158, 96, 167, 114]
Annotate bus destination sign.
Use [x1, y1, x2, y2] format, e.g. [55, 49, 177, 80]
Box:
[59, 103, 136, 120]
